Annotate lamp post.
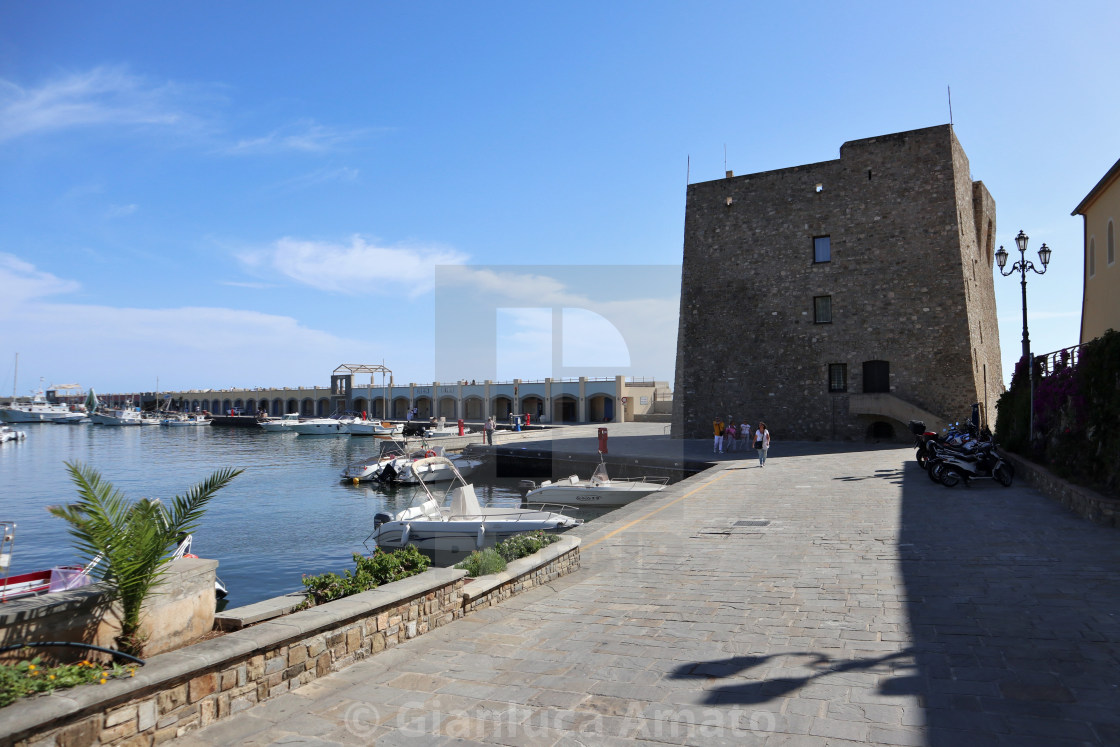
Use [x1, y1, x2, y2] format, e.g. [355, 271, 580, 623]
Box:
[995, 230, 1052, 441]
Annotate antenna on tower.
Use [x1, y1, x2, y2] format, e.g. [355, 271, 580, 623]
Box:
[686, 154, 690, 186]
[724, 144, 728, 173]
[947, 85, 954, 128]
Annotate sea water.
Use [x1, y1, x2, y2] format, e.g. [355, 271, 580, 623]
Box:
[0, 424, 585, 607]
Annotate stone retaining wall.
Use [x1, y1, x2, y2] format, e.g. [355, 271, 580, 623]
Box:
[462, 537, 580, 614]
[1004, 452, 1120, 527]
[1, 539, 581, 747]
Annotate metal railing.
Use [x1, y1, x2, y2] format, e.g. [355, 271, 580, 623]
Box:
[1037, 343, 1085, 377]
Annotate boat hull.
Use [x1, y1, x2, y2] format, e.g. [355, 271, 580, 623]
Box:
[372, 520, 576, 564]
[524, 482, 665, 507]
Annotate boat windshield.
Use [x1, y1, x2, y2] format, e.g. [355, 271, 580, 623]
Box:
[378, 440, 409, 457]
[589, 461, 611, 485]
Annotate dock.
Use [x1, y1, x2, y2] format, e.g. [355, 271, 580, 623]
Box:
[171, 429, 1120, 745]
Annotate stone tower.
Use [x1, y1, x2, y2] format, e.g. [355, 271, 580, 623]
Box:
[672, 125, 1004, 441]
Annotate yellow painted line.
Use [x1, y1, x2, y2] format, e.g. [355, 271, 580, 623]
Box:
[583, 468, 736, 550]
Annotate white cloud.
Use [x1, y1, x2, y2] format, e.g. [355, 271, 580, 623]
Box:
[271, 166, 359, 191]
[0, 66, 201, 143]
[0, 253, 80, 311]
[105, 203, 138, 218]
[239, 235, 469, 296]
[227, 120, 369, 155]
[0, 253, 376, 392]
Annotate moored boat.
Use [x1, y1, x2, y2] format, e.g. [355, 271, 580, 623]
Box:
[519, 459, 668, 507]
[366, 456, 581, 563]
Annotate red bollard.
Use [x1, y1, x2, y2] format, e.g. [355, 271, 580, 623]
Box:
[597, 427, 608, 454]
[526, 413, 531, 426]
[457, 419, 464, 436]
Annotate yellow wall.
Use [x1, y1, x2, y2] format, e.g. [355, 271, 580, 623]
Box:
[1081, 174, 1120, 343]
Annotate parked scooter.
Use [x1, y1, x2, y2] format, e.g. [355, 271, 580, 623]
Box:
[927, 437, 1013, 488]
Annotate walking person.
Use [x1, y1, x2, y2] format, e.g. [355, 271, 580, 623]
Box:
[724, 422, 736, 453]
[753, 422, 771, 467]
[483, 416, 494, 445]
[738, 422, 751, 453]
[713, 417, 725, 454]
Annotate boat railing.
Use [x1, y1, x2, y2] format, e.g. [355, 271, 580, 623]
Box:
[446, 506, 580, 522]
[597, 475, 670, 487]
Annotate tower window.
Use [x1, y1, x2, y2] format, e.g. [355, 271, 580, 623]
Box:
[813, 295, 832, 324]
[828, 364, 847, 392]
[814, 235, 831, 263]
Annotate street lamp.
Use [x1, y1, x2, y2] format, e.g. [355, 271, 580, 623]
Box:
[995, 230, 1051, 440]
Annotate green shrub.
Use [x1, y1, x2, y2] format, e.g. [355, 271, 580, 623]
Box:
[301, 546, 430, 607]
[495, 530, 559, 563]
[456, 548, 507, 577]
[0, 656, 138, 709]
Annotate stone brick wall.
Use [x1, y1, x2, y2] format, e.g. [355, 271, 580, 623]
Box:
[1, 570, 466, 747]
[2, 542, 582, 747]
[672, 125, 1003, 442]
[1003, 452, 1120, 527]
[461, 539, 580, 615]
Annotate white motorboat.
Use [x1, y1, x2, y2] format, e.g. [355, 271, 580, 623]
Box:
[259, 413, 302, 432]
[384, 445, 484, 484]
[160, 413, 211, 426]
[420, 417, 471, 439]
[93, 407, 144, 426]
[290, 416, 353, 436]
[367, 456, 581, 562]
[341, 439, 411, 482]
[520, 460, 668, 507]
[1, 425, 27, 443]
[348, 419, 404, 437]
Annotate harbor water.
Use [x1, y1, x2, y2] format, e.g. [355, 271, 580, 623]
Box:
[0, 424, 601, 607]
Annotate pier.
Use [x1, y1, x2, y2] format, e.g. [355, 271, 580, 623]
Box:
[168, 427, 1120, 745]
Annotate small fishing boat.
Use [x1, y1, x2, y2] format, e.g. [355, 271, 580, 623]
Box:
[519, 459, 668, 507]
[1, 425, 27, 443]
[0, 523, 227, 601]
[341, 439, 411, 482]
[366, 456, 581, 563]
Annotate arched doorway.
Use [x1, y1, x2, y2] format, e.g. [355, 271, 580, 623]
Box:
[353, 397, 368, 416]
[300, 398, 315, 416]
[463, 397, 483, 420]
[392, 397, 410, 419]
[492, 396, 513, 421]
[316, 398, 330, 416]
[588, 394, 614, 422]
[415, 397, 432, 419]
[867, 421, 895, 441]
[286, 398, 299, 415]
[523, 396, 543, 423]
[552, 395, 578, 423]
[438, 397, 457, 419]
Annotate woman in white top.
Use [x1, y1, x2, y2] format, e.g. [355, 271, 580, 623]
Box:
[754, 422, 771, 467]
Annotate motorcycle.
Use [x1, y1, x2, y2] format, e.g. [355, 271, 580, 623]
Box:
[927, 439, 1014, 488]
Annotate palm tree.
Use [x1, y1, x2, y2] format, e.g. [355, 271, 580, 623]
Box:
[49, 461, 242, 656]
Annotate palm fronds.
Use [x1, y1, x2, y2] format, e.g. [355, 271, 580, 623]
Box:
[47, 461, 242, 655]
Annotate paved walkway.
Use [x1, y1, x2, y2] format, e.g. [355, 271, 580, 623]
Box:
[174, 443, 1120, 746]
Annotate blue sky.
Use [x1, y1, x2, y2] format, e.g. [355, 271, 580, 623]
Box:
[1, 2, 1116, 395]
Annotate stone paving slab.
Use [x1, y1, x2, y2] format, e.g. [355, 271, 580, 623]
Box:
[172, 443, 1120, 746]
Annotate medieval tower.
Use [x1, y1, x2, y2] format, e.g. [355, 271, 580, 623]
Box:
[672, 125, 1004, 441]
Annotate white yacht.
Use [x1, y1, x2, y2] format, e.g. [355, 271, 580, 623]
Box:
[289, 416, 353, 436]
[519, 460, 668, 507]
[348, 419, 404, 437]
[367, 456, 581, 562]
[160, 413, 211, 426]
[259, 413, 302, 432]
